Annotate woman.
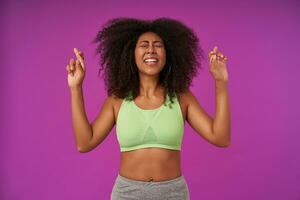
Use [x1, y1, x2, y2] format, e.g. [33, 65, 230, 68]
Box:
[66, 17, 230, 200]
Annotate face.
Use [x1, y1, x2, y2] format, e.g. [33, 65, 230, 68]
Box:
[134, 32, 166, 76]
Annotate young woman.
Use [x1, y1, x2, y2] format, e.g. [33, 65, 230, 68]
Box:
[66, 17, 230, 200]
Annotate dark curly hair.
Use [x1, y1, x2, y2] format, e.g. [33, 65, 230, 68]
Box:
[92, 17, 204, 107]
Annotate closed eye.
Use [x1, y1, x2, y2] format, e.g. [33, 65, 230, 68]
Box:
[140, 44, 163, 48]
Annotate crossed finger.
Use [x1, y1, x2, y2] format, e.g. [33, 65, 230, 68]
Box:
[209, 46, 228, 62]
[73, 48, 85, 70]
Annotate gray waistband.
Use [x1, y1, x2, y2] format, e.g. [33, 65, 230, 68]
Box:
[116, 174, 185, 185]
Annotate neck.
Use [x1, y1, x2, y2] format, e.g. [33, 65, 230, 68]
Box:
[139, 77, 163, 98]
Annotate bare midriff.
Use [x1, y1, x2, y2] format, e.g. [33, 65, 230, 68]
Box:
[119, 147, 181, 182]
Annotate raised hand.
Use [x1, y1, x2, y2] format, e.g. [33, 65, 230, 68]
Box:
[209, 46, 229, 82]
[66, 48, 86, 88]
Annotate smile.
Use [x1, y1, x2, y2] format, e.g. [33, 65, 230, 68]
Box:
[144, 58, 158, 65]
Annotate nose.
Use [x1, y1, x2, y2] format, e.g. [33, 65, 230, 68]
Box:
[146, 45, 156, 54]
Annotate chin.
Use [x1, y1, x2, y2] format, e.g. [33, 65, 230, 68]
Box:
[139, 68, 162, 76]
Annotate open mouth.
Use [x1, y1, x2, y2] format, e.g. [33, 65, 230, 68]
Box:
[144, 58, 159, 65]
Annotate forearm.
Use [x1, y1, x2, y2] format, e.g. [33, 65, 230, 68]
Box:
[212, 81, 231, 146]
[70, 86, 92, 151]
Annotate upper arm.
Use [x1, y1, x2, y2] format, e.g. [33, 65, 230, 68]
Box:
[87, 95, 116, 152]
[185, 89, 218, 146]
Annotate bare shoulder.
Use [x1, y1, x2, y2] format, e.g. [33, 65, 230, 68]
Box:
[176, 89, 195, 122]
[177, 88, 196, 106]
[103, 94, 121, 106]
[110, 94, 123, 106]
[109, 94, 125, 122]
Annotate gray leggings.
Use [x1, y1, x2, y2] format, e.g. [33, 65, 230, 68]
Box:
[110, 174, 190, 200]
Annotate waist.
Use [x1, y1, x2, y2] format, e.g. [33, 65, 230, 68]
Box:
[119, 148, 181, 182]
[116, 173, 184, 184]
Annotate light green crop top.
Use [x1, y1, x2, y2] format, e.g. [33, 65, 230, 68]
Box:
[116, 92, 184, 152]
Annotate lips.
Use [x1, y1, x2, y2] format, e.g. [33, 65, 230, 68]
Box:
[144, 58, 159, 64]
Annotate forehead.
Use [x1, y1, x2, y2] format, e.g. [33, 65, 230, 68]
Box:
[137, 32, 163, 42]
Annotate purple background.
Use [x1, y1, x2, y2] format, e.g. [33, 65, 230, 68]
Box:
[1, 0, 300, 199]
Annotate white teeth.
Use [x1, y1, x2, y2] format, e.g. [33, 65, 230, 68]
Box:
[145, 58, 158, 62]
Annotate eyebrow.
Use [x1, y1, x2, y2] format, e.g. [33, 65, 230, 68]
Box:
[139, 40, 163, 44]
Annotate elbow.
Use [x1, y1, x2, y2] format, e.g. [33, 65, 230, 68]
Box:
[214, 134, 231, 148]
[216, 140, 230, 148]
[77, 145, 91, 153]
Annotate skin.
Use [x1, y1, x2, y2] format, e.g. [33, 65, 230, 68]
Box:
[134, 31, 166, 98]
[66, 32, 230, 182]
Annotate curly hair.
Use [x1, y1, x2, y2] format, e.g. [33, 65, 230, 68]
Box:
[92, 17, 204, 107]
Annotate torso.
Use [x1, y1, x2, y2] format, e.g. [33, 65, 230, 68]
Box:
[112, 91, 188, 182]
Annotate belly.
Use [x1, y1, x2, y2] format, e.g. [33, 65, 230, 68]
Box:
[119, 148, 181, 182]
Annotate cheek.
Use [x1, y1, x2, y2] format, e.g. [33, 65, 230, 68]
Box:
[134, 50, 144, 65]
[160, 50, 166, 63]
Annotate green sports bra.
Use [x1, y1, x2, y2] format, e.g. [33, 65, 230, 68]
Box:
[116, 92, 184, 152]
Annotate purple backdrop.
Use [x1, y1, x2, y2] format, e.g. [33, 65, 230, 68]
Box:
[1, 0, 299, 199]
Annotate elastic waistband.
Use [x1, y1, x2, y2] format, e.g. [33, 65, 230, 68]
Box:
[116, 174, 185, 185]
